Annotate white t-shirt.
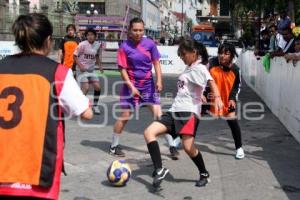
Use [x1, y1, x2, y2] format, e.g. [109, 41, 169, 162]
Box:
[58, 69, 89, 116]
[74, 40, 101, 71]
[169, 60, 213, 117]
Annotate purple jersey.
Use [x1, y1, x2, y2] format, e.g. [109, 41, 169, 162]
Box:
[117, 37, 160, 107]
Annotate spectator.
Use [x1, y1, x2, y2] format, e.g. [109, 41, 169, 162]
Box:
[284, 36, 300, 66]
[270, 27, 295, 58]
[254, 29, 270, 56]
[269, 24, 286, 51]
[277, 11, 292, 33]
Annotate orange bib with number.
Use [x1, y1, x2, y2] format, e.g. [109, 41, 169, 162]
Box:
[0, 74, 50, 186]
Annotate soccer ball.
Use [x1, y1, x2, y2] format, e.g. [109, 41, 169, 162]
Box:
[107, 160, 131, 186]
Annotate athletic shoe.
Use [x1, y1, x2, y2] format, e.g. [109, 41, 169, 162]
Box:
[93, 105, 101, 115]
[152, 167, 169, 188]
[195, 172, 210, 187]
[169, 146, 179, 160]
[109, 145, 125, 157]
[235, 147, 245, 159]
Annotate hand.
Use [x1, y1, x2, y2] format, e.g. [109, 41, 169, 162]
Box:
[201, 94, 207, 103]
[79, 65, 86, 72]
[99, 67, 104, 74]
[156, 80, 163, 92]
[228, 100, 236, 109]
[215, 97, 224, 112]
[130, 86, 141, 97]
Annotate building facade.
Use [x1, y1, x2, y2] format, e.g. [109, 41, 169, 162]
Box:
[75, 0, 142, 40]
[142, 0, 160, 39]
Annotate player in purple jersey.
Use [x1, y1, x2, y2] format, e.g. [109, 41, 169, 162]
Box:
[109, 18, 179, 158]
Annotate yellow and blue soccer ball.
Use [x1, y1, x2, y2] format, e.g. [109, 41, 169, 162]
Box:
[107, 160, 131, 186]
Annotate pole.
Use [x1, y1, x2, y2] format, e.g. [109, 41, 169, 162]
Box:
[181, 0, 183, 36]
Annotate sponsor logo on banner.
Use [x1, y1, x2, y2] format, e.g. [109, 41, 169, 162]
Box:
[0, 41, 20, 60]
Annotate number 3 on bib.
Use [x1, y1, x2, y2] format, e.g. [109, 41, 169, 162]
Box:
[0, 86, 24, 129]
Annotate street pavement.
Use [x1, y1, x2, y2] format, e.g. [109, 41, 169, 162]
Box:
[59, 72, 300, 200]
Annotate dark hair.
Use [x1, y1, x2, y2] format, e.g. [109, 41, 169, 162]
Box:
[66, 24, 76, 32]
[261, 29, 269, 36]
[269, 24, 277, 30]
[282, 27, 292, 34]
[85, 28, 97, 37]
[218, 42, 238, 58]
[12, 13, 53, 53]
[129, 17, 144, 29]
[177, 37, 209, 65]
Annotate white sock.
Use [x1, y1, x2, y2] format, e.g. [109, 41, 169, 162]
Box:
[174, 136, 181, 148]
[164, 134, 175, 147]
[111, 133, 120, 148]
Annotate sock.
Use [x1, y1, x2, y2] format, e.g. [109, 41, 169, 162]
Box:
[164, 134, 175, 147]
[147, 141, 162, 170]
[111, 133, 120, 148]
[93, 90, 101, 106]
[191, 151, 207, 174]
[226, 119, 242, 149]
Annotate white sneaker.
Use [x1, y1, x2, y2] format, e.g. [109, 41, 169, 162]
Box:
[235, 147, 245, 159]
[93, 106, 101, 115]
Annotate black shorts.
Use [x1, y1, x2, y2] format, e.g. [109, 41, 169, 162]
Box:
[157, 112, 200, 138]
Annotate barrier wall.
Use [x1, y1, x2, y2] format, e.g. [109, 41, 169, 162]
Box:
[238, 51, 300, 143]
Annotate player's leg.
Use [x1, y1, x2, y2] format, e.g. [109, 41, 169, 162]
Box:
[144, 120, 169, 188]
[91, 79, 101, 115]
[148, 104, 179, 160]
[110, 109, 132, 157]
[225, 112, 244, 159]
[181, 135, 210, 187]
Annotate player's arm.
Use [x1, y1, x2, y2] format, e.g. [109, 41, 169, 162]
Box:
[58, 70, 93, 119]
[80, 106, 93, 120]
[57, 38, 64, 63]
[95, 53, 103, 73]
[153, 60, 163, 92]
[207, 80, 223, 111]
[74, 44, 85, 71]
[120, 68, 140, 97]
[229, 66, 241, 101]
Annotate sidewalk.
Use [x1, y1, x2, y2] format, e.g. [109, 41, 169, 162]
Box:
[60, 75, 300, 200]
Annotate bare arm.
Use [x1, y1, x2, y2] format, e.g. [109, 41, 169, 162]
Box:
[74, 55, 85, 72]
[208, 80, 223, 111]
[95, 54, 103, 73]
[153, 60, 163, 92]
[120, 68, 140, 97]
[57, 49, 63, 63]
[80, 107, 93, 120]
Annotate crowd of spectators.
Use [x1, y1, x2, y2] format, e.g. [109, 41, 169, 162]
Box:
[254, 11, 300, 66]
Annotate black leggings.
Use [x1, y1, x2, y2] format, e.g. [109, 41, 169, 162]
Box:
[226, 119, 242, 149]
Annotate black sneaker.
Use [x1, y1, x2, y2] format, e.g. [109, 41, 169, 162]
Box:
[109, 145, 125, 157]
[169, 146, 179, 160]
[195, 172, 210, 187]
[152, 167, 169, 188]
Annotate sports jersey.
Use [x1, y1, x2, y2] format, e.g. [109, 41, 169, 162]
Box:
[169, 59, 213, 117]
[0, 54, 89, 199]
[74, 40, 101, 72]
[117, 37, 161, 107]
[59, 35, 81, 68]
[209, 57, 241, 116]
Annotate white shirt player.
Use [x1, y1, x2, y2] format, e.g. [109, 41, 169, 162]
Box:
[58, 69, 90, 116]
[169, 59, 213, 117]
[74, 40, 101, 72]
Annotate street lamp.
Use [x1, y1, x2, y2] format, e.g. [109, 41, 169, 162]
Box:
[86, 3, 98, 25]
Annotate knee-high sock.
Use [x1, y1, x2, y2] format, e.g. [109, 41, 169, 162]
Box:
[147, 141, 162, 170]
[93, 89, 101, 106]
[191, 151, 207, 174]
